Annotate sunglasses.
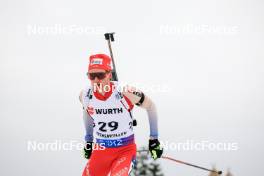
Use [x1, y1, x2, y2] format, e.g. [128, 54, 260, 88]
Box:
[87, 72, 108, 80]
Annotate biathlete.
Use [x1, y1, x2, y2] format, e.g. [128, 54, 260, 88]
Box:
[80, 54, 163, 176]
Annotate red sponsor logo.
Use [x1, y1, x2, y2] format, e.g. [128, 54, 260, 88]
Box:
[87, 106, 94, 115]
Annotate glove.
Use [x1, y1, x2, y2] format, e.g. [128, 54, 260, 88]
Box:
[83, 142, 93, 159]
[149, 139, 163, 160]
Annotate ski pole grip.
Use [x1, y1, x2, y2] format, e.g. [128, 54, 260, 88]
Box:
[104, 33, 115, 41]
[110, 34, 114, 41]
[104, 33, 109, 40]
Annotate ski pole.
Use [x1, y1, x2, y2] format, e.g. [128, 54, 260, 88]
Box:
[161, 156, 222, 175]
[137, 150, 222, 175]
[104, 32, 118, 81]
[104, 32, 137, 126]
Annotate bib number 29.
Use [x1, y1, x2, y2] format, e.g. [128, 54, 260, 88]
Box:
[98, 121, 118, 132]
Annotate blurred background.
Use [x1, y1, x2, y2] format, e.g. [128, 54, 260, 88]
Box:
[1, 0, 264, 175]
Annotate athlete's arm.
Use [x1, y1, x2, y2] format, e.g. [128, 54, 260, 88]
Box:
[122, 86, 159, 139]
[79, 91, 94, 142]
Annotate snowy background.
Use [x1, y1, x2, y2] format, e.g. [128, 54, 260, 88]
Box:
[1, 0, 264, 175]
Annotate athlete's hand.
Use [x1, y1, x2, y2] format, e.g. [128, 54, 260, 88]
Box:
[149, 139, 163, 160]
[83, 142, 93, 159]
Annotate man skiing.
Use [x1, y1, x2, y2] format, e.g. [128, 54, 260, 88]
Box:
[80, 53, 163, 176]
